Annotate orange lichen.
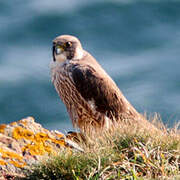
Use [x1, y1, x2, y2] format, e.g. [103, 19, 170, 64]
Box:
[9, 160, 26, 168]
[0, 118, 68, 172]
[0, 148, 23, 161]
[34, 132, 49, 142]
[1, 122, 65, 161]
[12, 126, 34, 141]
[56, 133, 64, 138]
[22, 142, 52, 156]
[52, 139, 65, 147]
[0, 124, 6, 134]
[0, 159, 7, 165]
[21, 132, 65, 156]
[18, 119, 28, 126]
[0, 147, 27, 168]
[10, 122, 17, 126]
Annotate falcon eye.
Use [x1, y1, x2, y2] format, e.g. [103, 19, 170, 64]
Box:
[65, 41, 72, 48]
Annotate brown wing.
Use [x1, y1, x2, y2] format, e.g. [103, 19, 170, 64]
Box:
[71, 63, 123, 119]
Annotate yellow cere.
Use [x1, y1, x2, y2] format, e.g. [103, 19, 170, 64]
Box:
[57, 45, 61, 48]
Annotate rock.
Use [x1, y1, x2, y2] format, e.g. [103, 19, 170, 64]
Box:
[0, 117, 83, 176]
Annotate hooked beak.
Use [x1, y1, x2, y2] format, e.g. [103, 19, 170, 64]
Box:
[52, 42, 65, 62]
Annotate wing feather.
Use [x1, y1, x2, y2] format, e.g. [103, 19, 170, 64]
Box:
[71, 64, 121, 119]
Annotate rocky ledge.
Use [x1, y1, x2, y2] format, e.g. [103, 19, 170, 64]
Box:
[0, 117, 82, 179]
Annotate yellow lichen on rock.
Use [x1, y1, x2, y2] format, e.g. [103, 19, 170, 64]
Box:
[0, 124, 6, 134]
[0, 147, 26, 168]
[34, 132, 49, 142]
[18, 119, 28, 126]
[0, 159, 7, 165]
[21, 132, 65, 156]
[9, 160, 26, 168]
[0, 148, 23, 161]
[12, 126, 34, 141]
[22, 141, 52, 156]
[51, 138, 65, 147]
[10, 122, 17, 126]
[57, 133, 64, 138]
[0, 117, 81, 174]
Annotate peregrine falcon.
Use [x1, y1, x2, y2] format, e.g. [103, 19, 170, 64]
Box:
[50, 35, 141, 132]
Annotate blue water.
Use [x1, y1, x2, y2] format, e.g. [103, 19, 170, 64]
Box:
[0, 1, 180, 132]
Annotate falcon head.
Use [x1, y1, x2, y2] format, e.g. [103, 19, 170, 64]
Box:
[52, 35, 84, 63]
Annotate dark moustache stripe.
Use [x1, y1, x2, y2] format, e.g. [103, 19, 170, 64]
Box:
[52, 44, 56, 62]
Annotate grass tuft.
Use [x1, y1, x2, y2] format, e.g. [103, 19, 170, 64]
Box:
[23, 114, 180, 180]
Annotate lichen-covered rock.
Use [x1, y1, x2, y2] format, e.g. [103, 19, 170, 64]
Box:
[0, 117, 82, 177]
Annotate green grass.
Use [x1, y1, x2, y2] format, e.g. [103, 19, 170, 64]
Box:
[23, 114, 180, 180]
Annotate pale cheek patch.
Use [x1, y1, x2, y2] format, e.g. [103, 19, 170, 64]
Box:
[56, 53, 67, 63]
[75, 47, 84, 59]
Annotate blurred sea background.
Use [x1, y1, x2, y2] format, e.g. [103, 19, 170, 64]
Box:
[0, 0, 180, 133]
